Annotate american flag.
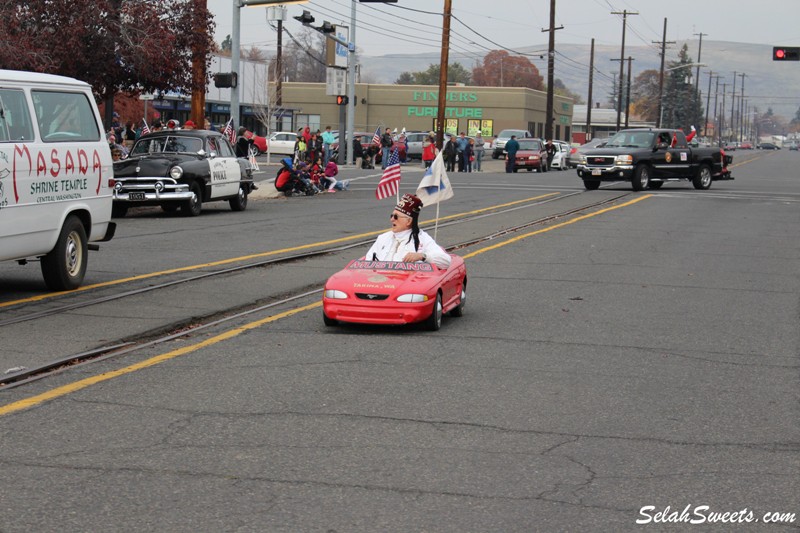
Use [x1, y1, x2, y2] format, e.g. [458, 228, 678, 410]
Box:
[141, 118, 151, 136]
[371, 126, 381, 146]
[222, 118, 236, 144]
[375, 148, 401, 200]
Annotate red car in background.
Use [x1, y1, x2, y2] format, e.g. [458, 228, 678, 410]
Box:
[245, 132, 267, 155]
[512, 138, 548, 173]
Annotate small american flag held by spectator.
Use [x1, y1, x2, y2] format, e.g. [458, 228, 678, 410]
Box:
[141, 118, 150, 135]
[375, 148, 401, 200]
[222, 118, 236, 144]
[371, 126, 381, 146]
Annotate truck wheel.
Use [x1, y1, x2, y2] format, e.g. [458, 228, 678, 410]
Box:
[181, 181, 203, 216]
[424, 292, 443, 331]
[41, 215, 87, 291]
[693, 164, 713, 190]
[648, 181, 663, 189]
[632, 165, 650, 191]
[229, 186, 248, 211]
[583, 180, 600, 190]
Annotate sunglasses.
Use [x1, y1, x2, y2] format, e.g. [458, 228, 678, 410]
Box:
[390, 213, 411, 220]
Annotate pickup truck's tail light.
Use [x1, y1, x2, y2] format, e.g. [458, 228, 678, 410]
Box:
[108, 178, 116, 188]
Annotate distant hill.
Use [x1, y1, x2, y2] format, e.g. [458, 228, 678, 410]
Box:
[359, 41, 800, 121]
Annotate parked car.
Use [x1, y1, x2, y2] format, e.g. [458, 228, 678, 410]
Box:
[265, 131, 298, 155]
[512, 138, 548, 172]
[492, 129, 532, 159]
[112, 130, 256, 217]
[758, 142, 780, 150]
[739, 141, 753, 149]
[246, 132, 267, 155]
[402, 131, 429, 160]
[549, 140, 572, 170]
[566, 138, 607, 168]
[789, 143, 798, 151]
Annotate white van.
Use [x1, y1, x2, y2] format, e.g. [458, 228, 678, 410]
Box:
[0, 70, 115, 290]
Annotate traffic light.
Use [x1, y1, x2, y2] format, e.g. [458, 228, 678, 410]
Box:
[773, 47, 800, 61]
[294, 10, 315, 25]
[213, 72, 238, 88]
[336, 95, 349, 106]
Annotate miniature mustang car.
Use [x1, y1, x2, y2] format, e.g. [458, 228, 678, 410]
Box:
[322, 255, 467, 331]
[112, 130, 256, 217]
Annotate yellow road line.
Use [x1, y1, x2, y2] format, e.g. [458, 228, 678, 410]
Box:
[0, 193, 559, 309]
[0, 301, 322, 417]
[462, 194, 652, 259]
[0, 193, 649, 418]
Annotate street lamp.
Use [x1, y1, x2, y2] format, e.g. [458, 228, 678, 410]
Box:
[231, 0, 309, 132]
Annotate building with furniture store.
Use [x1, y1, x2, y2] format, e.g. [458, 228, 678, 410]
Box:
[149, 56, 575, 141]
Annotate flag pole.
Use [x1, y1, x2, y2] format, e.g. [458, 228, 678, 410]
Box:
[434, 200, 441, 241]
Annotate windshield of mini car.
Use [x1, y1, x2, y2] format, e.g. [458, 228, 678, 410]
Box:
[604, 131, 655, 148]
[131, 135, 204, 155]
[517, 140, 542, 150]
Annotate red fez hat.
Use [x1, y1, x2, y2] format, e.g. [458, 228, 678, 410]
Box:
[395, 194, 423, 217]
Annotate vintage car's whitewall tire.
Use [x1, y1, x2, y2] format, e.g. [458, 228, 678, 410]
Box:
[182, 181, 203, 216]
[229, 186, 248, 211]
[41, 215, 87, 291]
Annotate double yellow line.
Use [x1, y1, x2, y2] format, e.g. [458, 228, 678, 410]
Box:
[0, 194, 651, 417]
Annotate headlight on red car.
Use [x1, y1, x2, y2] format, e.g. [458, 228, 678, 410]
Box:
[324, 289, 348, 299]
[397, 294, 429, 303]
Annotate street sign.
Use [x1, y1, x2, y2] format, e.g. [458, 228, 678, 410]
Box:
[326, 67, 347, 96]
[139, 94, 155, 101]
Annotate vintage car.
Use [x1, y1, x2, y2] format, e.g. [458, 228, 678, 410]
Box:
[322, 255, 467, 331]
[112, 130, 255, 217]
[512, 138, 548, 173]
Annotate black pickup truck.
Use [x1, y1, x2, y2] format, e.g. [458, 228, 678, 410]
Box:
[575, 128, 733, 191]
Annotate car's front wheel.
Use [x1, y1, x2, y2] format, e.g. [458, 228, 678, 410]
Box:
[182, 181, 203, 216]
[229, 186, 248, 211]
[632, 165, 650, 191]
[424, 292, 443, 331]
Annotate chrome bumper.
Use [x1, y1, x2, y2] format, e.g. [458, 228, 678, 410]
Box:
[112, 177, 194, 202]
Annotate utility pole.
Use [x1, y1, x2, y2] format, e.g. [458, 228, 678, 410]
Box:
[276, 19, 283, 108]
[542, 0, 563, 140]
[435, 0, 453, 150]
[190, 0, 208, 128]
[720, 82, 726, 146]
[712, 75, 723, 142]
[653, 18, 675, 128]
[693, 32, 707, 130]
[625, 56, 634, 128]
[611, 9, 638, 130]
[730, 71, 737, 142]
[738, 72, 746, 143]
[586, 38, 595, 141]
[704, 70, 714, 137]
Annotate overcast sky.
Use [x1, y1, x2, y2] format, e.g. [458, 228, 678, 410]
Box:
[207, 0, 800, 57]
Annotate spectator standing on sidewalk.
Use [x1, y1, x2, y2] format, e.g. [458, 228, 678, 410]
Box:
[321, 126, 336, 165]
[474, 132, 485, 171]
[505, 135, 520, 173]
[380, 127, 394, 169]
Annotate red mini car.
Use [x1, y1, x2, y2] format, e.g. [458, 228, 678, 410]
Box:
[513, 138, 548, 172]
[322, 255, 467, 331]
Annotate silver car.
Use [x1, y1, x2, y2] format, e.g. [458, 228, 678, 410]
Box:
[565, 137, 608, 168]
[402, 132, 429, 160]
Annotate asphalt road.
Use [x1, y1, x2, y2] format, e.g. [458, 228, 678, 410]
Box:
[0, 150, 798, 531]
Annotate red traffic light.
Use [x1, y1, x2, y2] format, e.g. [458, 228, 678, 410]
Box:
[773, 46, 800, 61]
[336, 95, 349, 106]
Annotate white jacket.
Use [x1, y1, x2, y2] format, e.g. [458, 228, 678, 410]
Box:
[364, 229, 451, 269]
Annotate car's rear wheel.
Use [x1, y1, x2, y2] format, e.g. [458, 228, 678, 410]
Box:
[424, 292, 443, 331]
[632, 165, 650, 191]
[41, 215, 87, 291]
[229, 186, 248, 211]
[182, 181, 203, 216]
[450, 283, 466, 317]
[583, 180, 600, 190]
[693, 164, 712, 190]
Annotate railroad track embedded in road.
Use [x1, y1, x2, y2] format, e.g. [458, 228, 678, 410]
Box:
[1, 191, 632, 388]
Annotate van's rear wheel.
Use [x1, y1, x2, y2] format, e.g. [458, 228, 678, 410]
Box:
[41, 215, 87, 291]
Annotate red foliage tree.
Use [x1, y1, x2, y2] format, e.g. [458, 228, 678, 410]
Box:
[472, 50, 544, 91]
[0, 0, 215, 101]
